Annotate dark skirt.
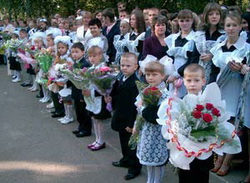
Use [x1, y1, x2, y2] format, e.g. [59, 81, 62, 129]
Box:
[27, 64, 35, 75]
[90, 97, 111, 120]
[9, 56, 21, 71]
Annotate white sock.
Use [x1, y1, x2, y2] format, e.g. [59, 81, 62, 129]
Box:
[147, 166, 154, 183]
[64, 104, 68, 119]
[16, 71, 21, 79]
[93, 118, 99, 142]
[42, 86, 46, 99]
[67, 105, 73, 119]
[97, 120, 104, 144]
[153, 166, 165, 183]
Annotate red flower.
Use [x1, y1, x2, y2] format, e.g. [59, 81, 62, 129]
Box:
[143, 87, 160, 95]
[203, 113, 213, 123]
[196, 104, 204, 111]
[206, 103, 214, 110]
[192, 110, 202, 119]
[212, 108, 221, 117]
[31, 45, 35, 50]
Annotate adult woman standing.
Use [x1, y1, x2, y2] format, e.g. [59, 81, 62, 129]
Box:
[142, 15, 168, 60]
[165, 9, 198, 98]
[194, 2, 225, 84]
[85, 18, 108, 61]
[75, 11, 92, 45]
[210, 13, 250, 176]
[125, 9, 146, 60]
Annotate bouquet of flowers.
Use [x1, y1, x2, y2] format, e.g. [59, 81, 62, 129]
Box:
[0, 44, 6, 54]
[35, 50, 53, 73]
[60, 67, 91, 90]
[157, 83, 242, 170]
[24, 44, 37, 58]
[0, 32, 11, 42]
[89, 66, 118, 111]
[128, 81, 162, 150]
[90, 66, 117, 95]
[142, 86, 162, 106]
[4, 39, 23, 53]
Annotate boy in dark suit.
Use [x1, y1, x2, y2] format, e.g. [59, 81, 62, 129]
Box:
[107, 52, 142, 180]
[70, 42, 92, 137]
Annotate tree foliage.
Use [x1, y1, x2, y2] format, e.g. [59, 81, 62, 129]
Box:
[0, 0, 248, 20]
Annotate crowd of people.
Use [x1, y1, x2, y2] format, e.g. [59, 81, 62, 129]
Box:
[1, 1, 250, 183]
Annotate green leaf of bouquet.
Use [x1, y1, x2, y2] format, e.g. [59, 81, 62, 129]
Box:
[191, 125, 216, 139]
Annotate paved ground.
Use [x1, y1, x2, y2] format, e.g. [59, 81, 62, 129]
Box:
[0, 65, 248, 183]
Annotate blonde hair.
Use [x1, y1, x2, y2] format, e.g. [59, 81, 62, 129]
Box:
[87, 46, 103, 55]
[184, 64, 205, 78]
[145, 61, 164, 75]
[121, 52, 138, 64]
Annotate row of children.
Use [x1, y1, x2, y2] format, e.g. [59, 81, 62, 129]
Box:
[2, 2, 250, 183]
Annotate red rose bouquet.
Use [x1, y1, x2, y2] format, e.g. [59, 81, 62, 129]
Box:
[157, 83, 242, 170]
[188, 103, 221, 141]
[142, 86, 162, 107]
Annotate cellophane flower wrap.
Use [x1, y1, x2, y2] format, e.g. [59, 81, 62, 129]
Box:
[5, 39, 23, 53]
[157, 83, 242, 170]
[60, 67, 91, 90]
[89, 66, 117, 96]
[35, 50, 53, 73]
[89, 66, 118, 112]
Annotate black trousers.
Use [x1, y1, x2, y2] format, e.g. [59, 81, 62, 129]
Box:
[119, 129, 142, 174]
[74, 99, 92, 133]
[178, 156, 213, 183]
[0, 54, 4, 64]
[51, 91, 64, 114]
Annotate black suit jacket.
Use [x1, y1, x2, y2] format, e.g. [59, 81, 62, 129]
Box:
[69, 57, 91, 100]
[110, 73, 139, 131]
[102, 22, 120, 64]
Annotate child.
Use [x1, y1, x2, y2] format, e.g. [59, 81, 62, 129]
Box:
[70, 42, 92, 136]
[83, 46, 111, 150]
[53, 36, 74, 122]
[108, 52, 142, 180]
[8, 33, 21, 83]
[45, 28, 62, 108]
[113, 18, 130, 65]
[19, 29, 31, 87]
[28, 32, 46, 92]
[135, 61, 168, 183]
[178, 63, 213, 183]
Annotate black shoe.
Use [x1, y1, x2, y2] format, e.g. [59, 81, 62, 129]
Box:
[51, 112, 65, 118]
[21, 83, 32, 87]
[124, 172, 140, 180]
[75, 131, 91, 137]
[112, 161, 130, 168]
[72, 130, 80, 134]
[50, 111, 56, 114]
[36, 94, 44, 98]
